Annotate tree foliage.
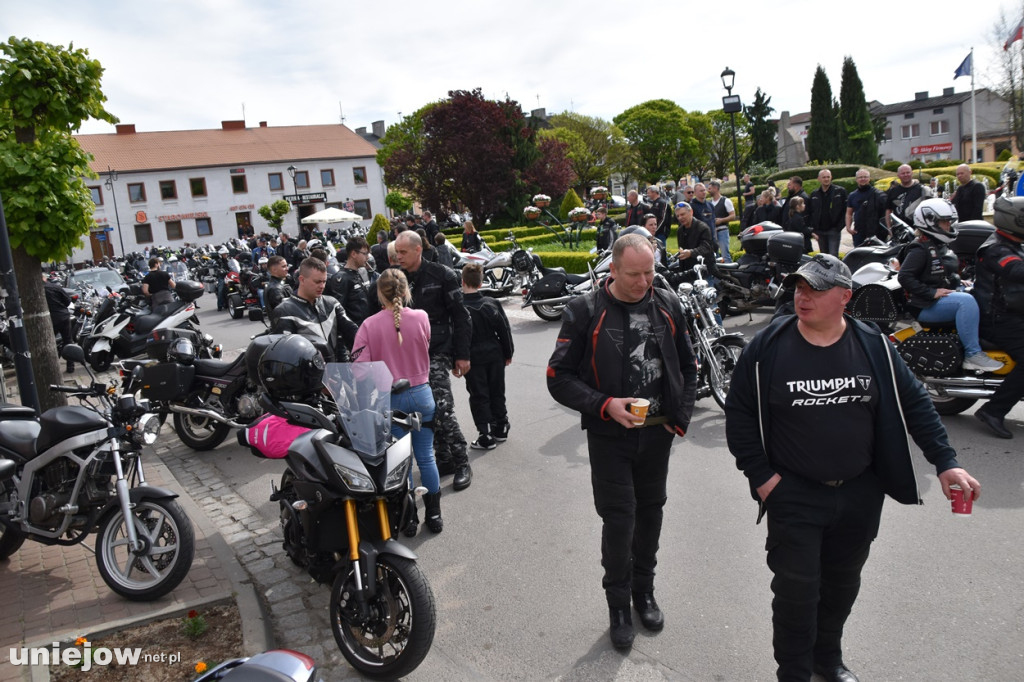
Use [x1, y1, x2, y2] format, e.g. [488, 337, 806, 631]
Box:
[257, 199, 291, 232]
[838, 56, 878, 165]
[543, 112, 629, 195]
[991, 9, 1024, 150]
[613, 100, 697, 182]
[0, 36, 117, 411]
[384, 190, 412, 215]
[559, 188, 584, 221]
[806, 65, 840, 163]
[745, 88, 776, 167]
[377, 88, 572, 222]
[705, 110, 752, 185]
[368, 213, 390, 244]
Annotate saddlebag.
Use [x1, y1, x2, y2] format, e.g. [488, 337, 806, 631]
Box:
[895, 331, 963, 377]
[531, 273, 567, 299]
[141, 362, 196, 401]
[847, 279, 904, 328]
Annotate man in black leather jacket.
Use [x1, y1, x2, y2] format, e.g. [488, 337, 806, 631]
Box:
[327, 236, 371, 325]
[674, 202, 715, 273]
[264, 255, 293, 316]
[270, 257, 357, 362]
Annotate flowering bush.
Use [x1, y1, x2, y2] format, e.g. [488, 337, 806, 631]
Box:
[532, 194, 551, 208]
[195, 661, 208, 673]
[523, 206, 542, 219]
[182, 609, 209, 639]
[590, 186, 608, 199]
[568, 207, 592, 222]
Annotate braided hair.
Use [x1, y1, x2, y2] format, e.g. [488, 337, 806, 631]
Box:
[376, 269, 412, 345]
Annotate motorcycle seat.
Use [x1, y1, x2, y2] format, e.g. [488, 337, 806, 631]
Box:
[0, 420, 41, 460]
[192, 357, 237, 377]
[0, 403, 37, 420]
[715, 262, 741, 271]
[539, 265, 566, 276]
[135, 304, 187, 335]
[35, 406, 107, 455]
[565, 273, 590, 285]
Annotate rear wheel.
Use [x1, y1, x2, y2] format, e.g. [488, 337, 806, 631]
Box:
[227, 293, 242, 319]
[929, 394, 977, 415]
[532, 303, 563, 322]
[172, 391, 230, 450]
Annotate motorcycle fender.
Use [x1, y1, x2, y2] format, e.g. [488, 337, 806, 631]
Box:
[716, 332, 745, 343]
[334, 538, 419, 599]
[99, 484, 180, 518]
[90, 338, 112, 354]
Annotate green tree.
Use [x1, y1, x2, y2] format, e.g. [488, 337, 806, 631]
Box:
[613, 99, 697, 182]
[368, 213, 390, 245]
[706, 110, 753, 186]
[384, 190, 412, 215]
[744, 88, 776, 166]
[543, 112, 629, 196]
[806, 65, 840, 163]
[838, 56, 878, 165]
[0, 37, 116, 410]
[559, 188, 584, 221]
[256, 199, 291, 232]
[991, 9, 1024, 150]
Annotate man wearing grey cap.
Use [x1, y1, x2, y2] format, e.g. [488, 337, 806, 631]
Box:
[724, 253, 981, 682]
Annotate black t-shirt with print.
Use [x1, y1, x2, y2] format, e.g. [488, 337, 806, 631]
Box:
[768, 323, 878, 481]
[613, 293, 665, 417]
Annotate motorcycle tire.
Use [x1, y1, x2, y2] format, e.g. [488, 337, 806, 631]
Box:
[277, 472, 306, 568]
[330, 554, 436, 680]
[95, 498, 195, 601]
[0, 521, 26, 559]
[532, 303, 563, 322]
[90, 349, 112, 373]
[172, 395, 231, 451]
[929, 394, 977, 416]
[705, 336, 747, 409]
[227, 293, 242, 319]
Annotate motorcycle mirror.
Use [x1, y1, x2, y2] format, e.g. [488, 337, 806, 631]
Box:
[61, 344, 86, 364]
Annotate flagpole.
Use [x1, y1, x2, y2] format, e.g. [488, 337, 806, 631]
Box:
[971, 47, 977, 163]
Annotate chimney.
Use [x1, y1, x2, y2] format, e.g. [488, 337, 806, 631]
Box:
[221, 120, 246, 131]
[914, 91, 928, 101]
[356, 126, 367, 135]
[259, 121, 268, 128]
[371, 120, 385, 138]
[943, 87, 954, 96]
[115, 124, 136, 135]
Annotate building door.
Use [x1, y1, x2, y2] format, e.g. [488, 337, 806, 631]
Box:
[235, 211, 252, 238]
[89, 230, 114, 261]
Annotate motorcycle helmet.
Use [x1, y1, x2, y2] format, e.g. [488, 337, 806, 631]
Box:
[257, 334, 326, 403]
[913, 198, 959, 243]
[166, 337, 196, 365]
[993, 196, 1024, 238]
[218, 246, 229, 255]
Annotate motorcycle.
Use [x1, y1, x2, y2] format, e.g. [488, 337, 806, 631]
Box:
[224, 264, 267, 319]
[193, 648, 319, 681]
[521, 249, 612, 322]
[122, 329, 271, 451]
[257, 361, 436, 679]
[672, 258, 747, 408]
[841, 215, 916, 276]
[712, 222, 807, 316]
[0, 344, 195, 600]
[83, 280, 207, 372]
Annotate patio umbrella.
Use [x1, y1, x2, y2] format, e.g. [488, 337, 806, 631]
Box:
[300, 207, 364, 224]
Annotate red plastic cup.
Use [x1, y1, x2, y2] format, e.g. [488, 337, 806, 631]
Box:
[950, 484, 973, 516]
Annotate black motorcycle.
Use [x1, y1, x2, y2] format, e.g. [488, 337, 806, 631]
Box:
[0, 345, 194, 600]
[712, 222, 807, 316]
[255, 361, 436, 680]
[841, 215, 916, 276]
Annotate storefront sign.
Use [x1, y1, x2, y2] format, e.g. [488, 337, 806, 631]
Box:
[911, 143, 953, 155]
[155, 212, 209, 222]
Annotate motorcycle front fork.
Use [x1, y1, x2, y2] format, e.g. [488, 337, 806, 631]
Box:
[110, 439, 144, 553]
[343, 498, 393, 613]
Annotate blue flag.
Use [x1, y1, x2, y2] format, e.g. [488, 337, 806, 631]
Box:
[954, 53, 972, 79]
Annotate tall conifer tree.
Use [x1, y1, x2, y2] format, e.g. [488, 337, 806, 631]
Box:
[806, 65, 839, 163]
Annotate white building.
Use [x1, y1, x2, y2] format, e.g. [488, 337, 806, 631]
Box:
[74, 121, 387, 261]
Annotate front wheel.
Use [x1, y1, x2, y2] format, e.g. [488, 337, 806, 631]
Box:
[331, 555, 436, 680]
[705, 336, 747, 408]
[90, 348, 112, 372]
[532, 302, 563, 322]
[96, 498, 195, 601]
[0, 522, 26, 560]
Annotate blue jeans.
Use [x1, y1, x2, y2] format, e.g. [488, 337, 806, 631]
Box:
[391, 383, 439, 494]
[916, 292, 984, 356]
[716, 228, 733, 263]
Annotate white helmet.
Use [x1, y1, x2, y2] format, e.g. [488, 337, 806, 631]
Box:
[218, 246, 229, 255]
[913, 198, 959, 244]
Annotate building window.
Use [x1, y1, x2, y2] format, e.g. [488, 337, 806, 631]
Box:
[231, 174, 248, 193]
[294, 171, 310, 189]
[904, 113, 915, 119]
[159, 180, 177, 200]
[165, 220, 183, 241]
[320, 169, 335, 187]
[196, 217, 213, 237]
[134, 223, 153, 243]
[190, 177, 207, 197]
[930, 120, 950, 136]
[127, 183, 146, 203]
[883, 127, 892, 142]
[933, 108, 944, 114]
[268, 173, 284, 191]
[89, 186, 103, 205]
[901, 124, 920, 139]
[352, 199, 371, 219]
[352, 167, 367, 185]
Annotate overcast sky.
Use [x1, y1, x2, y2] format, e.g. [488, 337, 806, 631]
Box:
[4, 0, 1019, 137]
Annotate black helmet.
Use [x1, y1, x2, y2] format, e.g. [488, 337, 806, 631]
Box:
[993, 196, 1024, 238]
[257, 334, 325, 402]
[912, 198, 959, 244]
[166, 337, 195, 365]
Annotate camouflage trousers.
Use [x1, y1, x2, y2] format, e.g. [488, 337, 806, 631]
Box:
[429, 353, 468, 468]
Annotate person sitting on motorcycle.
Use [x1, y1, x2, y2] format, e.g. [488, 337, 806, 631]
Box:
[216, 247, 240, 311]
[142, 257, 176, 308]
[264, 255, 293, 315]
[971, 196, 1024, 438]
[673, 202, 716, 276]
[897, 198, 1004, 373]
[461, 220, 482, 253]
[270, 256, 358, 363]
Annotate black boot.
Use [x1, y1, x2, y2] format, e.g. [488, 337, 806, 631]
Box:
[65, 361, 75, 374]
[424, 491, 443, 533]
[403, 501, 419, 537]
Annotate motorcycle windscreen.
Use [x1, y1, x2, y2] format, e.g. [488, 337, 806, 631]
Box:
[322, 362, 393, 457]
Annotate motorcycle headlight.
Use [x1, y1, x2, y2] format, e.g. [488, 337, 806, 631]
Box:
[694, 279, 708, 291]
[334, 464, 375, 493]
[383, 457, 412, 492]
[702, 288, 718, 306]
[677, 282, 693, 296]
[135, 413, 161, 445]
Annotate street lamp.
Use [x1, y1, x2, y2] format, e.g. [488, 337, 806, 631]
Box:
[103, 166, 126, 258]
[286, 165, 301, 233]
[720, 67, 743, 218]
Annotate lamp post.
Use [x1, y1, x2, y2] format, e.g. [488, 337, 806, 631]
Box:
[103, 166, 126, 258]
[287, 165, 301, 233]
[720, 67, 743, 214]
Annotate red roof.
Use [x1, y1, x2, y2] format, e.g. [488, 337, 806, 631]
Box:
[74, 122, 380, 173]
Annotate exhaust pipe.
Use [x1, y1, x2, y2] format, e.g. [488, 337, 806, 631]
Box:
[168, 403, 246, 428]
[923, 375, 1001, 400]
[521, 295, 574, 308]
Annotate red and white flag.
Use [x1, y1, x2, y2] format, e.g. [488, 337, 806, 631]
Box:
[1005, 18, 1024, 50]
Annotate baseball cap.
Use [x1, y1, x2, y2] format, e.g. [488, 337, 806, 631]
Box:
[783, 254, 852, 291]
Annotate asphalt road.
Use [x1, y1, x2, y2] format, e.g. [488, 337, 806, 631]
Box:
[181, 296, 1024, 681]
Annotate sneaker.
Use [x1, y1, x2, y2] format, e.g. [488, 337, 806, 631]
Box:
[492, 422, 510, 442]
[471, 434, 497, 450]
[963, 352, 1004, 372]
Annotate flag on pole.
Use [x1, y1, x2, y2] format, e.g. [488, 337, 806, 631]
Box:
[1004, 18, 1024, 50]
[954, 53, 972, 79]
